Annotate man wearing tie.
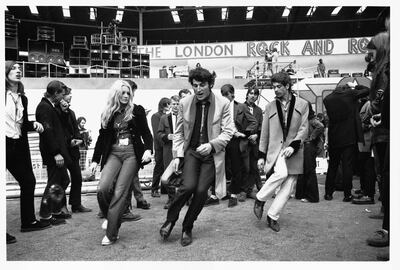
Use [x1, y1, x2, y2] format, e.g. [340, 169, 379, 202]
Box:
[157, 95, 180, 209]
[159, 67, 234, 247]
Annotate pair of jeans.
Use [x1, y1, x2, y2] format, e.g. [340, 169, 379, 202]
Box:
[166, 148, 215, 232]
[97, 144, 138, 241]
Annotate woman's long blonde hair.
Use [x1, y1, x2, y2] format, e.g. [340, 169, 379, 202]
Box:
[101, 80, 134, 128]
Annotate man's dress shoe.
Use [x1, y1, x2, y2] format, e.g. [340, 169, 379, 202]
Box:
[180, 231, 193, 247]
[160, 221, 175, 240]
[253, 199, 265, 220]
[267, 216, 280, 232]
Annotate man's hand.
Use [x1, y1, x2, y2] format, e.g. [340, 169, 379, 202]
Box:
[54, 154, 64, 168]
[196, 143, 212, 156]
[257, 158, 265, 172]
[141, 150, 152, 163]
[33, 121, 44, 133]
[234, 131, 246, 138]
[248, 134, 258, 144]
[89, 162, 98, 175]
[282, 146, 294, 158]
[167, 134, 174, 140]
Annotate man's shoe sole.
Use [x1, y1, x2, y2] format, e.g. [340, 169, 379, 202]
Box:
[21, 223, 52, 232]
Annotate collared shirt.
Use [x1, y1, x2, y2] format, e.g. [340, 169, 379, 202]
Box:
[275, 94, 292, 127]
[172, 113, 177, 133]
[189, 95, 211, 148]
[229, 100, 238, 133]
[5, 90, 24, 139]
[245, 101, 255, 115]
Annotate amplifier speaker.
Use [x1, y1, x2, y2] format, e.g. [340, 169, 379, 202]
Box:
[28, 39, 65, 65]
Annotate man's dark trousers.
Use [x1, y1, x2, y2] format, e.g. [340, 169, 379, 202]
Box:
[67, 158, 83, 207]
[325, 144, 356, 198]
[151, 147, 164, 192]
[39, 165, 70, 218]
[166, 148, 215, 232]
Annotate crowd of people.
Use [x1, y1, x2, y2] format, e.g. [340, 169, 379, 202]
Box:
[5, 19, 389, 260]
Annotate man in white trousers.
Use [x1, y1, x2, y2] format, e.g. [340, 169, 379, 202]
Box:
[253, 72, 308, 232]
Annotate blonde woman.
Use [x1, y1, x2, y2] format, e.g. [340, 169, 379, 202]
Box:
[90, 80, 153, 245]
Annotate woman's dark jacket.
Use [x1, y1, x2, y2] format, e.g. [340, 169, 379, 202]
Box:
[92, 104, 153, 170]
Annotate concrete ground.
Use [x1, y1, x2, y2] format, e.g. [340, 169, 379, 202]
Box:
[6, 175, 389, 262]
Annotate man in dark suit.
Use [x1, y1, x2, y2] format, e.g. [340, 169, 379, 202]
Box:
[150, 98, 171, 198]
[35, 80, 72, 225]
[56, 89, 92, 214]
[221, 84, 257, 207]
[323, 82, 369, 202]
[243, 87, 264, 198]
[157, 95, 180, 209]
[159, 67, 234, 247]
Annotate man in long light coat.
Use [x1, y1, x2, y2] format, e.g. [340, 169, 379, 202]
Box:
[159, 67, 234, 246]
[253, 72, 308, 232]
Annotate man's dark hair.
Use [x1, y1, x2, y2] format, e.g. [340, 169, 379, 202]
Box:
[220, 84, 235, 97]
[158, 97, 170, 113]
[178, 88, 191, 97]
[271, 72, 292, 90]
[246, 87, 260, 98]
[188, 67, 216, 88]
[45, 80, 70, 97]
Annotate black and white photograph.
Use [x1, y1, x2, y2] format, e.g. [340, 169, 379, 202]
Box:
[2, 0, 398, 267]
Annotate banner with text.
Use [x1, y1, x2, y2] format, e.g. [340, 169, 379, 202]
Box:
[137, 37, 371, 60]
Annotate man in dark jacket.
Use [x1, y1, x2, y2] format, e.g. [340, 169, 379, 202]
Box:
[323, 82, 369, 202]
[35, 80, 72, 225]
[221, 84, 258, 207]
[56, 88, 92, 214]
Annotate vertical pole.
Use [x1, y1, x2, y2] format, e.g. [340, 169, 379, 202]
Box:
[139, 10, 143, 46]
[232, 66, 234, 79]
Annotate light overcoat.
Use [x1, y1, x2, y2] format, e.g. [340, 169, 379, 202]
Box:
[173, 92, 234, 198]
[259, 95, 309, 175]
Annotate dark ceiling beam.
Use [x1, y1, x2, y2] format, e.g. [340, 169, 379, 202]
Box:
[94, 6, 229, 13]
[16, 18, 139, 31]
[142, 17, 378, 31]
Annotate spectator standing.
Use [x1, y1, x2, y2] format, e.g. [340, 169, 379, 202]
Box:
[56, 89, 92, 214]
[150, 98, 171, 197]
[323, 82, 369, 202]
[5, 61, 51, 244]
[295, 103, 324, 203]
[317, 59, 326, 78]
[35, 80, 73, 225]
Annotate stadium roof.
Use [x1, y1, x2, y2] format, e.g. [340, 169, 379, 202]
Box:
[6, 6, 389, 52]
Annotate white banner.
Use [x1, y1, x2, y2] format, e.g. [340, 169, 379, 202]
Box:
[137, 37, 371, 60]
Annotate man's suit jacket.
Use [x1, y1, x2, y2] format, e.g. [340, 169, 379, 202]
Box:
[232, 101, 258, 154]
[323, 85, 369, 149]
[56, 106, 82, 161]
[151, 111, 164, 150]
[158, 113, 175, 167]
[259, 95, 309, 175]
[173, 92, 234, 198]
[35, 97, 72, 167]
